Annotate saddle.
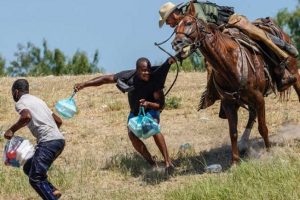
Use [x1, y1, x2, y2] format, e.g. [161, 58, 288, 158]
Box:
[198, 18, 283, 112]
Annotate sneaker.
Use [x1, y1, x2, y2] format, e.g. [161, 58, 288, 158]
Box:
[53, 189, 62, 199]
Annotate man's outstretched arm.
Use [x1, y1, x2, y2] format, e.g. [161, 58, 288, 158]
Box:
[74, 74, 116, 92]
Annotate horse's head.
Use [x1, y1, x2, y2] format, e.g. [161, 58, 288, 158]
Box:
[172, 3, 207, 59]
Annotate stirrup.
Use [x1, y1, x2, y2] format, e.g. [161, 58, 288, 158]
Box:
[279, 59, 288, 70]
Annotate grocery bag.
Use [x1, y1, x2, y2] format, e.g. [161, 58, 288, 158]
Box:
[55, 91, 77, 119]
[128, 107, 160, 139]
[3, 136, 35, 167]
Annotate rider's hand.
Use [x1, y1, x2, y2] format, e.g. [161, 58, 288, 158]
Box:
[4, 129, 14, 140]
[74, 83, 85, 92]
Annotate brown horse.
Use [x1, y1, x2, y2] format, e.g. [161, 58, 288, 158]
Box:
[172, 4, 300, 164]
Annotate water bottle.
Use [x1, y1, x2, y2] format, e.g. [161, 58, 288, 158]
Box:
[204, 164, 222, 173]
[179, 143, 192, 150]
[7, 150, 16, 159]
[55, 92, 77, 119]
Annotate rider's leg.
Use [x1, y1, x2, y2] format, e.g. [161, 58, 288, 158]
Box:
[228, 14, 296, 91]
[268, 34, 298, 58]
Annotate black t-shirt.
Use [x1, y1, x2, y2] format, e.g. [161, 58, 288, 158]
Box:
[113, 59, 171, 115]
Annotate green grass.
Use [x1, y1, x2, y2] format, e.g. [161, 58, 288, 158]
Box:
[165, 96, 182, 110]
[166, 150, 300, 200]
[0, 163, 74, 199]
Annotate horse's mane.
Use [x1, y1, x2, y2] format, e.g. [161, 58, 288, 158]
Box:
[206, 23, 238, 51]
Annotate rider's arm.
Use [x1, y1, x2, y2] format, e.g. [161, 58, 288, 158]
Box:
[152, 57, 176, 90]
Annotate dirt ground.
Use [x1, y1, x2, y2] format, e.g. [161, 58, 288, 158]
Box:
[1, 72, 300, 199]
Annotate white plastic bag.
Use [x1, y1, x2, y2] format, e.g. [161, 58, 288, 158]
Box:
[3, 136, 35, 167]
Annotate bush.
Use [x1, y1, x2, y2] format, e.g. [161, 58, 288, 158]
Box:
[170, 52, 206, 72]
[165, 96, 182, 109]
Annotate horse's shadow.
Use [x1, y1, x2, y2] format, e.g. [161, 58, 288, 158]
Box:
[102, 138, 268, 185]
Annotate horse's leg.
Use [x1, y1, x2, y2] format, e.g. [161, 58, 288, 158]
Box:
[239, 106, 257, 151]
[287, 58, 300, 101]
[222, 101, 240, 164]
[292, 74, 300, 101]
[254, 93, 271, 149]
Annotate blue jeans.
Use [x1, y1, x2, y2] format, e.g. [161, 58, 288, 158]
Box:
[23, 139, 65, 200]
[128, 109, 160, 123]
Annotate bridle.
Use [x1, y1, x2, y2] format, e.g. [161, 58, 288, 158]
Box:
[153, 16, 211, 96]
[174, 15, 211, 51]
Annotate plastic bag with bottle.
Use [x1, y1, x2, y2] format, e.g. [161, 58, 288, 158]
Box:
[204, 164, 222, 173]
[3, 136, 35, 168]
[128, 107, 160, 139]
[55, 91, 77, 119]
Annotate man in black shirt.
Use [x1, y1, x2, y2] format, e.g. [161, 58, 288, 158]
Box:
[74, 57, 175, 171]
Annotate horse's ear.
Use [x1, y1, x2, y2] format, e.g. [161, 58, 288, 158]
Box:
[187, 1, 196, 16]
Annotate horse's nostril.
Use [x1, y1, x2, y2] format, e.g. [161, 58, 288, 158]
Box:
[172, 40, 183, 46]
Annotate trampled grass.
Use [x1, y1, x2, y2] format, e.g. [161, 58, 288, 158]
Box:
[0, 73, 300, 199]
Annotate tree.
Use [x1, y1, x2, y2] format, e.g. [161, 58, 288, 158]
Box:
[6, 43, 36, 76]
[6, 39, 103, 76]
[53, 49, 66, 75]
[66, 51, 91, 75]
[91, 50, 102, 73]
[28, 41, 52, 76]
[0, 55, 5, 76]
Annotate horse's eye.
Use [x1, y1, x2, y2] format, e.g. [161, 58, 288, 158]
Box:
[186, 22, 193, 26]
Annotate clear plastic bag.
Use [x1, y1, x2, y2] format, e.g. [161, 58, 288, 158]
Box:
[128, 107, 160, 139]
[3, 136, 35, 168]
[55, 92, 77, 119]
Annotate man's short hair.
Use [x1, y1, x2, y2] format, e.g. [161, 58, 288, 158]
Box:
[136, 57, 151, 70]
[12, 79, 29, 93]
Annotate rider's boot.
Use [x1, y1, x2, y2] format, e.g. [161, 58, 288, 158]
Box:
[268, 34, 299, 58]
[283, 43, 299, 58]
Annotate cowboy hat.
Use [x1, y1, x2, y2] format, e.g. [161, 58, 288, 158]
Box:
[159, 2, 183, 28]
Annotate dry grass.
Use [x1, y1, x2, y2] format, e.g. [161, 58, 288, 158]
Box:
[0, 72, 300, 199]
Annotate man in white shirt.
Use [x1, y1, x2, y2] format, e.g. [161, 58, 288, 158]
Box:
[4, 79, 65, 200]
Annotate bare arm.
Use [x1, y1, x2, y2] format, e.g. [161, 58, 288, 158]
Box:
[4, 109, 32, 139]
[52, 113, 62, 128]
[74, 74, 116, 92]
[139, 90, 165, 111]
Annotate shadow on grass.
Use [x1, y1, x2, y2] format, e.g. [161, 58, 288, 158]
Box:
[102, 138, 268, 185]
[102, 153, 173, 184]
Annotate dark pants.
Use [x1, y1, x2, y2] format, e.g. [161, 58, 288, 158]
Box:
[23, 139, 65, 200]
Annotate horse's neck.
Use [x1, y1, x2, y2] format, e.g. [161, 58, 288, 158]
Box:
[200, 27, 240, 84]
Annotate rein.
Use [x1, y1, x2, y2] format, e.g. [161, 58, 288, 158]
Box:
[154, 31, 180, 97]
